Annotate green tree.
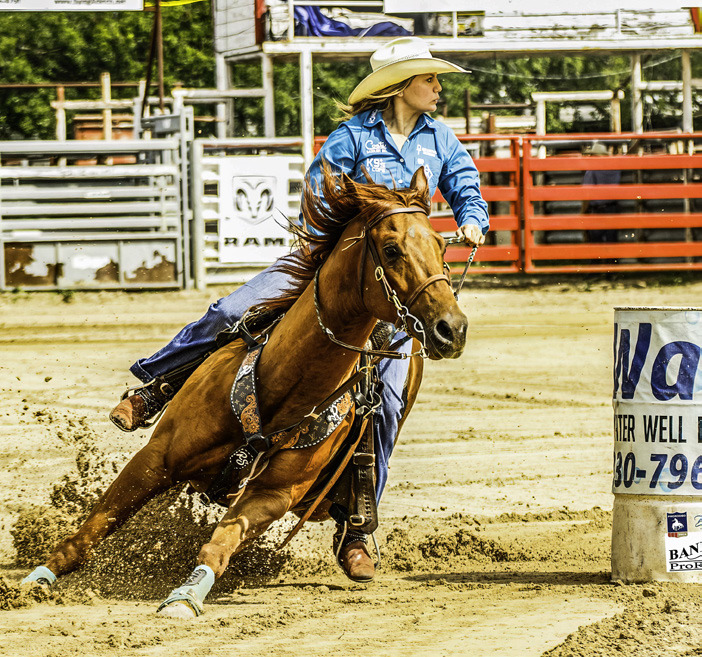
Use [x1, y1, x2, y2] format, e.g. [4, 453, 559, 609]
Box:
[0, 5, 214, 139]
[1, 11, 700, 139]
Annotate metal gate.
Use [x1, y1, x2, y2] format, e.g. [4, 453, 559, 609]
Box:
[522, 132, 702, 273]
[0, 139, 184, 290]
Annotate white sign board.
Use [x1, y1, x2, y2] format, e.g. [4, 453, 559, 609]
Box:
[665, 528, 702, 573]
[217, 156, 298, 266]
[384, 1, 685, 13]
[0, 0, 143, 9]
[612, 308, 702, 496]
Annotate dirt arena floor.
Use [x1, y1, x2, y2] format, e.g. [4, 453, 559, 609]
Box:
[1, 278, 702, 657]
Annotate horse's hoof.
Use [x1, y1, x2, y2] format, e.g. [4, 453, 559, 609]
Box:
[156, 590, 204, 618]
[19, 580, 49, 590]
[157, 601, 198, 619]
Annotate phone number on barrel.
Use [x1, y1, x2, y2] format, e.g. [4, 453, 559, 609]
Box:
[613, 451, 702, 490]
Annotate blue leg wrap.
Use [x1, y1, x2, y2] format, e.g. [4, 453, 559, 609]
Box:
[21, 566, 57, 587]
[157, 565, 215, 617]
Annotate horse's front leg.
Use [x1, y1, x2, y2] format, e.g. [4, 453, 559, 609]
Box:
[157, 487, 292, 618]
[21, 444, 172, 587]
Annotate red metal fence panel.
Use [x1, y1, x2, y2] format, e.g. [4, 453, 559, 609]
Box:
[315, 131, 702, 275]
[433, 134, 522, 274]
[522, 133, 702, 274]
[314, 133, 523, 275]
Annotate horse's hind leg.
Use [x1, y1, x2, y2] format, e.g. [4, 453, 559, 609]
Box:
[157, 488, 291, 618]
[22, 444, 172, 586]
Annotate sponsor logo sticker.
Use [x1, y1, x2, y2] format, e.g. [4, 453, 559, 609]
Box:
[665, 532, 702, 572]
[668, 511, 688, 537]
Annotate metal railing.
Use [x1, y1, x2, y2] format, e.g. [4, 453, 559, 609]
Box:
[435, 134, 522, 274]
[4, 130, 702, 291]
[0, 139, 184, 290]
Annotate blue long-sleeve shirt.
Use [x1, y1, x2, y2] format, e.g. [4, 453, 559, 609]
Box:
[303, 108, 490, 233]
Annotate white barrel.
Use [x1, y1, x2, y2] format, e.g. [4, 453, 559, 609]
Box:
[612, 306, 702, 582]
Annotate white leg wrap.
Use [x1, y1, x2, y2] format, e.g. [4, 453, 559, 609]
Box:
[21, 566, 57, 587]
[157, 565, 215, 617]
[179, 565, 215, 602]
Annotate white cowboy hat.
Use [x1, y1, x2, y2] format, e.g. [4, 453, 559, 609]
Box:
[348, 37, 468, 105]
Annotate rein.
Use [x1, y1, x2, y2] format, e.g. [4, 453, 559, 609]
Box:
[443, 237, 478, 301]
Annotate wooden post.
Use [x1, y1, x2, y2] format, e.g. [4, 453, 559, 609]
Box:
[262, 53, 276, 139]
[141, 15, 158, 119]
[287, 0, 295, 41]
[56, 85, 67, 165]
[631, 54, 643, 133]
[56, 86, 67, 140]
[156, 0, 165, 112]
[486, 113, 496, 134]
[215, 54, 229, 138]
[534, 96, 546, 159]
[101, 72, 112, 140]
[300, 49, 314, 169]
[610, 90, 622, 133]
[682, 50, 693, 134]
[535, 98, 546, 136]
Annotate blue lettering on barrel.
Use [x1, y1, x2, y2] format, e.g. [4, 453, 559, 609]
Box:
[613, 323, 651, 399]
[651, 341, 701, 401]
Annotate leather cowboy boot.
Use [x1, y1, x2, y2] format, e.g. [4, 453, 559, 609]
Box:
[109, 384, 169, 432]
[109, 355, 210, 432]
[333, 526, 375, 583]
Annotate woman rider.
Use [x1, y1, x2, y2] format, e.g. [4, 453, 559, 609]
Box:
[109, 37, 489, 581]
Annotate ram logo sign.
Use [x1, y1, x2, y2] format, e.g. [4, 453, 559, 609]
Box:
[215, 157, 301, 266]
[233, 178, 276, 225]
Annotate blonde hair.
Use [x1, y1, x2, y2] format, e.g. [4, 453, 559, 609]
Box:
[335, 77, 415, 121]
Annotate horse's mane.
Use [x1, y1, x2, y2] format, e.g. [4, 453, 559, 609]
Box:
[250, 162, 430, 315]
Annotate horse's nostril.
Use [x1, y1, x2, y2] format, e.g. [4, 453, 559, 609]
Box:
[434, 319, 453, 344]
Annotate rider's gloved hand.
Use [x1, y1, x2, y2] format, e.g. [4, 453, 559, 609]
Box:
[455, 223, 485, 247]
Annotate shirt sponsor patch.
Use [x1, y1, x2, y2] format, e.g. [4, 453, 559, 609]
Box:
[367, 158, 386, 174]
[365, 138, 388, 154]
[417, 144, 437, 158]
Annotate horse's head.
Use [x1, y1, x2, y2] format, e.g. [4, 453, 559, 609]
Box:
[355, 168, 468, 360]
[267, 163, 469, 360]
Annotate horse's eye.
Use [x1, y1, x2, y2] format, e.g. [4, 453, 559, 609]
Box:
[383, 244, 400, 260]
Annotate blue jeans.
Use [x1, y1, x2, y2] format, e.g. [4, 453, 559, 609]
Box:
[130, 263, 411, 503]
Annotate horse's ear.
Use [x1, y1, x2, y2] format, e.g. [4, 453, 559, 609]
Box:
[410, 166, 428, 198]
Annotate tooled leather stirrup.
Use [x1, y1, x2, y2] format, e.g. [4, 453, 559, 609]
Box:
[348, 415, 378, 534]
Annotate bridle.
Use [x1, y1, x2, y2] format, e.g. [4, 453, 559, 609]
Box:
[313, 205, 453, 360]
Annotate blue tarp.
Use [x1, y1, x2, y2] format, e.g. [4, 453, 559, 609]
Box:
[294, 6, 411, 37]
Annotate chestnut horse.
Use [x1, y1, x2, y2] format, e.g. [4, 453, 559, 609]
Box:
[21, 165, 468, 617]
